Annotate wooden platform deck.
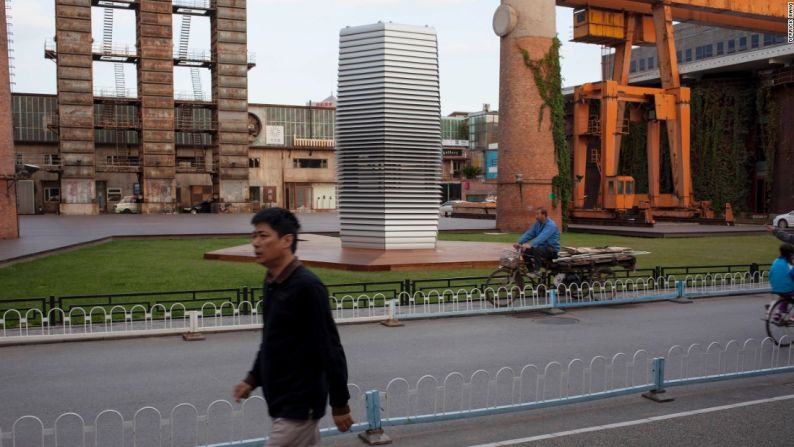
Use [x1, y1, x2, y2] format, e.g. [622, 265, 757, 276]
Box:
[567, 223, 766, 238]
[204, 234, 507, 271]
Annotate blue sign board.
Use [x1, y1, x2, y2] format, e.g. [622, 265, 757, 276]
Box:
[485, 149, 498, 180]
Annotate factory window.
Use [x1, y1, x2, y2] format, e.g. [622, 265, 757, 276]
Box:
[695, 46, 704, 60]
[647, 57, 654, 69]
[676, 50, 682, 62]
[685, 48, 692, 62]
[776, 34, 785, 44]
[249, 186, 261, 203]
[727, 39, 735, 53]
[44, 187, 60, 203]
[739, 36, 747, 50]
[751, 34, 759, 49]
[704, 44, 713, 58]
[630, 60, 637, 73]
[639, 59, 646, 71]
[248, 158, 260, 168]
[293, 158, 328, 169]
[716, 42, 724, 55]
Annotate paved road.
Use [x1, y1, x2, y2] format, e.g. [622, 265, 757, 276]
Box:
[1, 293, 788, 446]
[0, 213, 496, 262]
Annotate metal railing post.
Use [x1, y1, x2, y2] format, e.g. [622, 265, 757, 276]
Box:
[241, 287, 250, 315]
[49, 295, 58, 326]
[750, 263, 759, 283]
[642, 357, 674, 402]
[543, 289, 565, 315]
[358, 390, 391, 445]
[671, 280, 692, 304]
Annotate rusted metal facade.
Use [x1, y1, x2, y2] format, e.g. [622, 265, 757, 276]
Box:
[47, 0, 252, 214]
[211, 0, 250, 212]
[137, 0, 176, 213]
[55, 0, 96, 215]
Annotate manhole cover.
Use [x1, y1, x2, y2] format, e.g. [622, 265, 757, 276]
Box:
[608, 303, 639, 309]
[534, 316, 579, 325]
[510, 312, 544, 319]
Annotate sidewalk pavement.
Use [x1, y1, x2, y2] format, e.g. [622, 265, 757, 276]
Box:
[0, 213, 496, 263]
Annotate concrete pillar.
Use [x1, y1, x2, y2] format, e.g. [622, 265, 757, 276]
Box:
[493, 0, 562, 232]
[0, 0, 18, 238]
[55, 0, 96, 215]
[211, 0, 250, 213]
[137, 0, 176, 213]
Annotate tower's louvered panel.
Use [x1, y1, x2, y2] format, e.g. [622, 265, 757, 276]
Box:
[337, 23, 442, 249]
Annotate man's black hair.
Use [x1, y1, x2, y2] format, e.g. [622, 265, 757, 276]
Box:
[536, 207, 548, 217]
[781, 243, 794, 264]
[251, 208, 301, 253]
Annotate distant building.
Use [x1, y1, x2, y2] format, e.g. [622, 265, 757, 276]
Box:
[616, 23, 787, 79]
[12, 93, 338, 214]
[307, 94, 337, 109]
[13, 92, 510, 214]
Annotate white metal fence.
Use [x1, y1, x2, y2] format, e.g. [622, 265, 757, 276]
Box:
[0, 273, 771, 344]
[2, 337, 791, 447]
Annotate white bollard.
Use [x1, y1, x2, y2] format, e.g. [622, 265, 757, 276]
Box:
[182, 310, 206, 341]
[380, 299, 404, 327]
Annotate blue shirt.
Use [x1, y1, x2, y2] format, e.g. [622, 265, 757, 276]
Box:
[769, 257, 794, 294]
[518, 218, 560, 251]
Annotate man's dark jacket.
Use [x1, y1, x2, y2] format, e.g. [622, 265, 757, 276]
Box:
[245, 259, 350, 420]
[774, 228, 794, 244]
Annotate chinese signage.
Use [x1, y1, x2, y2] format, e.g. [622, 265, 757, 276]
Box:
[266, 126, 285, 145]
[442, 139, 469, 147]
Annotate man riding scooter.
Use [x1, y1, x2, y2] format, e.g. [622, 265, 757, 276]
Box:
[513, 207, 560, 278]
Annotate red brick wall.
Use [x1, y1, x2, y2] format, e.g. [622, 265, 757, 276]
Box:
[0, 0, 19, 239]
[496, 35, 562, 233]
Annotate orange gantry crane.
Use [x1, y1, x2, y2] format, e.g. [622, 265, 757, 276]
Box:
[556, 0, 787, 224]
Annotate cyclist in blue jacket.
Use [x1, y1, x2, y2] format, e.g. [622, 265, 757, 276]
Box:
[513, 207, 560, 278]
[770, 243, 794, 297]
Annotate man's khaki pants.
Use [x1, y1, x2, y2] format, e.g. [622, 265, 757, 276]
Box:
[267, 418, 321, 447]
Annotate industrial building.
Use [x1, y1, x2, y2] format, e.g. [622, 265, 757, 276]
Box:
[12, 93, 342, 214]
[41, 0, 252, 215]
[13, 98, 489, 215]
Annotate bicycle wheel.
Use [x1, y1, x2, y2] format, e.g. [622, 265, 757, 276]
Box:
[484, 268, 515, 307]
[766, 298, 794, 347]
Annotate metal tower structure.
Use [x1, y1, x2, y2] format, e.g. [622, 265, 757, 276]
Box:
[336, 22, 442, 249]
[46, 0, 254, 215]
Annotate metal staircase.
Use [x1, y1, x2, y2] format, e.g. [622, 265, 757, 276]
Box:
[5, 0, 14, 91]
[102, 7, 126, 97]
[177, 15, 204, 146]
[178, 15, 204, 101]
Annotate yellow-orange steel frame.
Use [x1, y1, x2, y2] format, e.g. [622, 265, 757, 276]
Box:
[566, 0, 786, 221]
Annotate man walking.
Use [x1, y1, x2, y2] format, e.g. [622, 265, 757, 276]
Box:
[233, 208, 353, 446]
[513, 207, 561, 277]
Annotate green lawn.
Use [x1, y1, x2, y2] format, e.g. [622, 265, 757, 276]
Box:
[440, 232, 780, 267]
[0, 232, 780, 300]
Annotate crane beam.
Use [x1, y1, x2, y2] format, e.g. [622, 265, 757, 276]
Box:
[557, 0, 786, 33]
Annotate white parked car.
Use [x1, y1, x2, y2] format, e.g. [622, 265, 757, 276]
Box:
[773, 210, 794, 228]
[439, 200, 463, 217]
[113, 196, 141, 214]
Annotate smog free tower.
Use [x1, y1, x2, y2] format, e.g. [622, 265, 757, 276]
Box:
[336, 23, 442, 249]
